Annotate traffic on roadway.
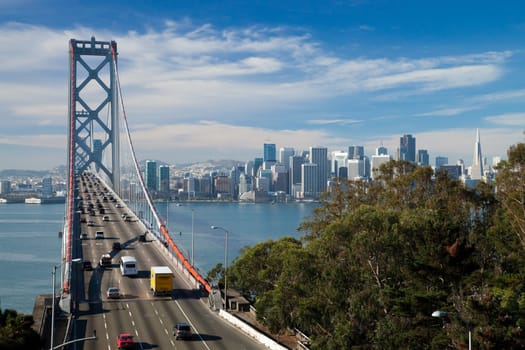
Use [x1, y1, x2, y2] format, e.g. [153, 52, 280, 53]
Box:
[71, 173, 266, 349]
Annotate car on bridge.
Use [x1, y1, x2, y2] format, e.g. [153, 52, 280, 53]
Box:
[107, 287, 120, 299]
[117, 333, 134, 349]
[82, 261, 93, 271]
[174, 323, 192, 340]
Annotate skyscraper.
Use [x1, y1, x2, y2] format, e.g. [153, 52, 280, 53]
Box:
[159, 165, 170, 194]
[279, 147, 295, 169]
[309, 146, 329, 194]
[399, 134, 416, 162]
[470, 129, 484, 180]
[145, 160, 157, 192]
[348, 145, 364, 160]
[264, 143, 276, 162]
[417, 149, 429, 166]
[435, 156, 448, 168]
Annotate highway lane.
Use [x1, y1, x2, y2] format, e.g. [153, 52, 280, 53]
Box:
[72, 175, 266, 349]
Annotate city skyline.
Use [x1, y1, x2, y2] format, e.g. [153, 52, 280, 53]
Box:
[1, 1, 525, 170]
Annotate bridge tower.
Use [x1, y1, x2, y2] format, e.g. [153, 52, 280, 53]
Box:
[68, 37, 120, 190]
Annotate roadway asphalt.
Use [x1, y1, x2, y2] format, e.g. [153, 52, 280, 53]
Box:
[70, 176, 267, 350]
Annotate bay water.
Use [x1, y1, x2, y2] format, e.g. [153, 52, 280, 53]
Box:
[0, 202, 316, 314]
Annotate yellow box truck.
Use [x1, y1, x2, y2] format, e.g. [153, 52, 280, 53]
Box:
[150, 266, 173, 296]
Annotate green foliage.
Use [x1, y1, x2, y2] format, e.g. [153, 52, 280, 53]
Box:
[221, 143, 525, 349]
[0, 308, 41, 350]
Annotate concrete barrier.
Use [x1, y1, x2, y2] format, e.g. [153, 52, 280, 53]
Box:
[218, 310, 289, 350]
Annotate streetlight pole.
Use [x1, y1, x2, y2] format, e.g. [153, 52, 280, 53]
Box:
[50, 265, 58, 350]
[210, 225, 228, 310]
[432, 310, 471, 350]
[191, 209, 194, 267]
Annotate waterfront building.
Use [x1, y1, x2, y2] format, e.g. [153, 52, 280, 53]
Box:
[399, 134, 416, 162]
[159, 165, 170, 194]
[214, 175, 230, 197]
[301, 163, 319, 198]
[264, 143, 276, 162]
[417, 149, 429, 166]
[256, 174, 270, 193]
[42, 177, 53, 198]
[0, 180, 10, 194]
[145, 160, 157, 192]
[271, 164, 288, 193]
[238, 172, 252, 195]
[309, 146, 329, 193]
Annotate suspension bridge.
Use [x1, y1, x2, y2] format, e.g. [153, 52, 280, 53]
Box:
[48, 37, 278, 350]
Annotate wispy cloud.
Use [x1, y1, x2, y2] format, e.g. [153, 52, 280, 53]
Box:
[416, 106, 480, 117]
[307, 119, 362, 125]
[485, 112, 525, 126]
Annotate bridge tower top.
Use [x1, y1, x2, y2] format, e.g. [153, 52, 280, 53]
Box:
[68, 37, 120, 191]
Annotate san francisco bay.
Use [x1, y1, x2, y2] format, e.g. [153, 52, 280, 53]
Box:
[0, 201, 317, 314]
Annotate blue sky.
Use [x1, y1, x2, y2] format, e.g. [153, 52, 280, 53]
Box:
[0, 0, 524, 170]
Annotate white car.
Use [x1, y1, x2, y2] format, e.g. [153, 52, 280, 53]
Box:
[95, 231, 104, 239]
[107, 287, 120, 299]
[80, 232, 88, 240]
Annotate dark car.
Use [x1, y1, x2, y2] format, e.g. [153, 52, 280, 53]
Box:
[173, 323, 192, 340]
[82, 261, 93, 271]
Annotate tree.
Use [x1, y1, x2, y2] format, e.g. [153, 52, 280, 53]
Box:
[0, 308, 41, 350]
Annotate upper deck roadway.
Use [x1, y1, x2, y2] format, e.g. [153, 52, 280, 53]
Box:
[72, 174, 266, 349]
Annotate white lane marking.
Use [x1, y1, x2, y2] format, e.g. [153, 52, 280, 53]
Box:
[170, 339, 175, 346]
[174, 300, 212, 350]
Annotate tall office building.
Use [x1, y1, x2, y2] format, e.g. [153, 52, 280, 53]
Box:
[253, 157, 263, 177]
[371, 154, 391, 180]
[42, 178, 53, 197]
[331, 150, 348, 177]
[309, 146, 329, 194]
[93, 139, 103, 163]
[348, 145, 364, 160]
[435, 156, 448, 168]
[279, 147, 295, 169]
[145, 160, 157, 192]
[264, 143, 276, 162]
[301, 163, 318, 198]
[376, 145, 388, 156]
[470, 129, 484, 180]
[158, 165, 170, 194]
[417, 149, 429, 166]
[0, 180, 10, 194]
[289, 155, 305, 196]
[399, 134, 416, 162]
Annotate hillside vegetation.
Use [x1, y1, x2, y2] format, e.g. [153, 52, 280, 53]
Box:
[218, 142, 525, 349]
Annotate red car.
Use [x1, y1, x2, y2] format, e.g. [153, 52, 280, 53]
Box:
[117, 333, 134, 349]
